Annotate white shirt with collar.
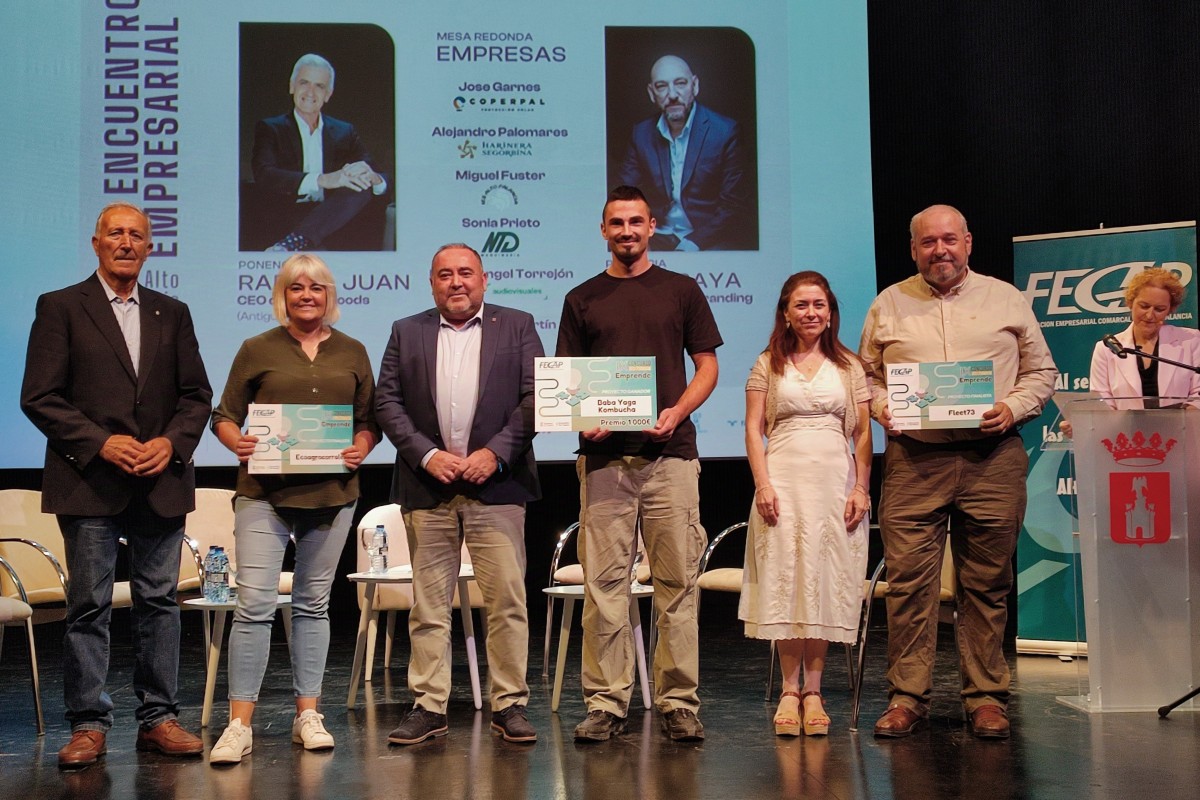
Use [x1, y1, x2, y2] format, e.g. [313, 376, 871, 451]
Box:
[420, 303, 485, 467]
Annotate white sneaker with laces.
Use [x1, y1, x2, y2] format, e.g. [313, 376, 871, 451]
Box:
[209, 719, 253, 764]
[292, 709, 335, 750]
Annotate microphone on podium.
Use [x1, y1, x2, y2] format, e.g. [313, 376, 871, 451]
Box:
[1102, 334, 1127, 358]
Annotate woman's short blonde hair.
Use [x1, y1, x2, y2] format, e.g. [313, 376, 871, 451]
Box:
[272, 253, 340, 326]
[1125, 267, 1185, 312]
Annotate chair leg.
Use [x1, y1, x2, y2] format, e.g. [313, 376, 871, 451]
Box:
[280, 605, 293, 646]
[851, 603, 876, 732]
[383, 610, 396, 669]
[765, 640, 777, 701]
[365, 610, 379, 682]
[477, 606, 488, 661]
[630, 596, 651, 710]
[844, 642, 855, 690]
[543, 595, 555, 678]
[23, 621, 44, 735]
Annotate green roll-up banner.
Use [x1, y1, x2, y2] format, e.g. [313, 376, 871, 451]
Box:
[1013, 222, 1197, 653]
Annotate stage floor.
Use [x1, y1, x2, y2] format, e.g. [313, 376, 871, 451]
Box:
[1, 598, 1196, 800]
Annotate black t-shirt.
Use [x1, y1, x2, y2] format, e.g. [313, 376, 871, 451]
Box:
[556, 266, 723, 459]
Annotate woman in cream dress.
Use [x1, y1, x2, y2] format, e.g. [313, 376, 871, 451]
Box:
[741, 271, 871, 736]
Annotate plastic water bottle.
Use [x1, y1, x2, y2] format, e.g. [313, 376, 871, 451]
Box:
[369, 525, 388, 574]
[204, 546, 230, 603]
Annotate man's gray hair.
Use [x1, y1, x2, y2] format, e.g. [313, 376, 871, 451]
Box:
[290, 53, 335, 93]
[94, 202, 150, 238]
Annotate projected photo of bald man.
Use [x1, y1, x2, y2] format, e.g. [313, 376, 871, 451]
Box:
[607, 28, 759, 252]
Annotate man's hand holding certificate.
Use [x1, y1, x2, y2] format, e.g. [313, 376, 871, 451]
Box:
[535, 357, 657, 432]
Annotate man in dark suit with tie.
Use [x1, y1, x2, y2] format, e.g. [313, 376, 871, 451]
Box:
[376, 243, 543, 746]
[20, 202, 213, 768]
[617, 55, 753, 251]
[250, 53, 388, 251]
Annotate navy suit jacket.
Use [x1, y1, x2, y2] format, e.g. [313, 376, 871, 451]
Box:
[20, 273, 213, 517]
[251, 112, 382, 197]
[618, 103, 751, 250]
[375, 304, 543, 509]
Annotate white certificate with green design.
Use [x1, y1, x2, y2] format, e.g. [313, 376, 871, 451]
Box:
[534, 357, 657, 432]
[246, 404, 353, 474]
[886, 361, 995, 430]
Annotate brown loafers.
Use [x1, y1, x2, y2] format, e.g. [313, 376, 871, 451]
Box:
[970, 704, 1011, 739]
[58, 730, 107, 769]
[873, 704, 927, 738]
[135, 719, 203, 756]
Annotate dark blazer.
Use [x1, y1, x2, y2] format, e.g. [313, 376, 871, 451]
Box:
[20, 273, 213, 517]
[375, 304, 543, 509]
[251, 112, 382, 197]
[618, 103, 751, 250]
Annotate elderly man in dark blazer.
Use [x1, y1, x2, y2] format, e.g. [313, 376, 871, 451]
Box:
[20, 202, 212, 768]
[250, 53, 388, 251]
[376, 243, 542, 746]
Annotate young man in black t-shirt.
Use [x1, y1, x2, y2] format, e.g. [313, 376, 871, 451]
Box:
[556, 185, 722, 742]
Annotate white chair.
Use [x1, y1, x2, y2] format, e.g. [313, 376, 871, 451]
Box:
[353, 504, 485, 682]
[542, 521, 652, 677]
[697, 521, 856, 701]
[184, 487, 294, 596]
[0, 488, 204, 612]
[0, 545, 65, 735]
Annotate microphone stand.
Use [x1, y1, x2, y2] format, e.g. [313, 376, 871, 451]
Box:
[1107, 340, 1200, 374]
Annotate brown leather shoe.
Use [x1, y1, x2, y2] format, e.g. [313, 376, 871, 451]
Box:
[136, 719, 203, 756]
[58, 730, 106, 768]
[970, 704, 1011, 739]
[873, 704, 927, 738]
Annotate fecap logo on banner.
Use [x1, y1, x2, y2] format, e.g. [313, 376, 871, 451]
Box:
[1104, 431, 1176, 546]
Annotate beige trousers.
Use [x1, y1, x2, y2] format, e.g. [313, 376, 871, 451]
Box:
[404, 498, 529, 713]
[577, 455, 707, 717]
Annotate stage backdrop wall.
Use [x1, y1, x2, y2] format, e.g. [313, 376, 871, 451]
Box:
[1013, 222, 1198, 652]
[0, 0, 875, 468]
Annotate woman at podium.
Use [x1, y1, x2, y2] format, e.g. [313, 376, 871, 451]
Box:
[1089, 268, 1200, 409]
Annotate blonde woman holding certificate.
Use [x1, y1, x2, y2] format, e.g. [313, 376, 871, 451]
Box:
[209, 254, 378, 763]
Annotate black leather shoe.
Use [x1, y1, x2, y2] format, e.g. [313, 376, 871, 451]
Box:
[387, 706, 448, 745]
[491, 705, 537, 743]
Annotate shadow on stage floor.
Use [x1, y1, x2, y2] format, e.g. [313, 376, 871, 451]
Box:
[1, 595, 1196, 799]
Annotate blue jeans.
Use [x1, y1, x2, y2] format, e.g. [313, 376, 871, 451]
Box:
[227, 498, 354, 701]
[59, 500, 185, 732]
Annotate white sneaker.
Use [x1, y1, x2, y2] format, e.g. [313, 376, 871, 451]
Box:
[210, 719, 253, 764]
[292, 709, 335, 751]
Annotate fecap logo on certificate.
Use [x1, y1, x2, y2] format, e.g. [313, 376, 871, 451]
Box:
[535, 357, 657, 432]
[886, 361, 995, 430]
[247, 404, 353, 474]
